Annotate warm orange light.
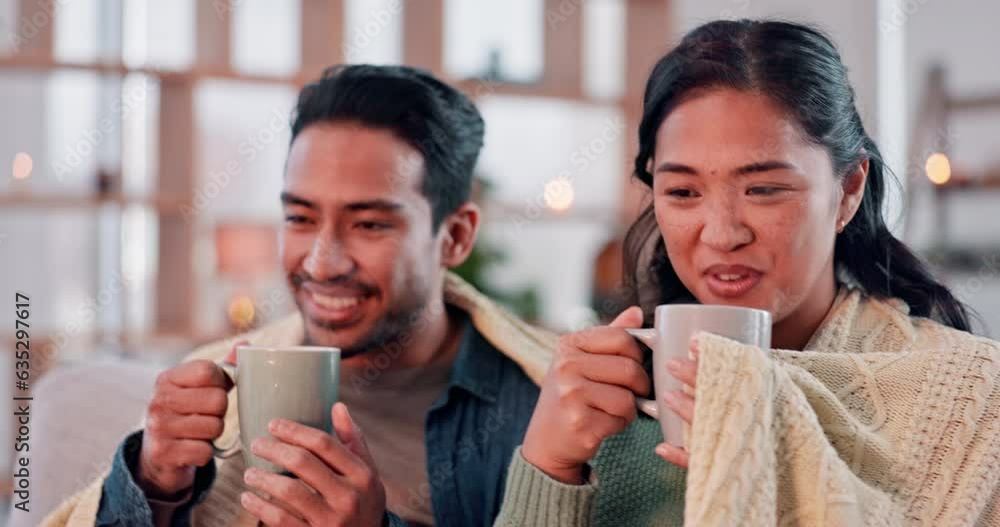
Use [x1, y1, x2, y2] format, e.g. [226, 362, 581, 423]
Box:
[227, 295, 256, 329]
[925, 153, 952, 185]
[12, 152, 32, 180]
[543, 177, 574, 212]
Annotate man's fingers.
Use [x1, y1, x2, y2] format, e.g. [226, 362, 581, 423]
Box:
[243, 469, 327, 525]
[145, 438, 215, 469]
[332, 403, 376, 469]
[151, 386, 229, 416]
[147, 413, 225, 441]
[241, 491, 309, 527]
[251, 436, 347, 499]
[165, 360, 232, 389]
[266, 418, 369, 481]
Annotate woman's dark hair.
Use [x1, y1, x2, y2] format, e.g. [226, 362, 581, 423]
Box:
[623, 19, 972, 331]
[291, 64, 484, 230]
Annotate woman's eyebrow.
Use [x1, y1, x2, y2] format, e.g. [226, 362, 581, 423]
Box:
[733, 160, 797, 176]
[654, 160, 797, 176]
[654, 162, 699, 175]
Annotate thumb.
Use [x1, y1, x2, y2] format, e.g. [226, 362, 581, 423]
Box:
[332, 402, 376, 467]
[609, 306, 644, 329]
[224, 340, 247, 366]
[219, 340, 247, 391]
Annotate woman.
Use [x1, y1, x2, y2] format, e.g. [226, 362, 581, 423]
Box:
[495, 19, 1000, 526]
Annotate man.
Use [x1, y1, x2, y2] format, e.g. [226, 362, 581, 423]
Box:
[44, 65, 553, 526]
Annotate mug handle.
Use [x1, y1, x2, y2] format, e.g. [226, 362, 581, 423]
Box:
[624, 329, 659, 419]
[211, 362, 241, 459]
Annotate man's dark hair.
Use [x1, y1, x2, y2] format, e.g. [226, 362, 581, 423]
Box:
[290, 64, 485, 230]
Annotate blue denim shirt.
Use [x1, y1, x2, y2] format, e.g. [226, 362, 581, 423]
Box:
[96, 314, 541, 526]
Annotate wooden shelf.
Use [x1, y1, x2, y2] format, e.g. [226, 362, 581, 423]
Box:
[948, 92, 1000, 112]
[0, 55, 306, 86]
[454, 77, 619, 104]
[923, 246, 1000, 272]
[0, 192, 189, 212]
[933, 170, 1000, 191]
[0, 56, 619, 105]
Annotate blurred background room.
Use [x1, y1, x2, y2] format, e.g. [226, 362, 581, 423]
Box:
[1, 0, 999, 523]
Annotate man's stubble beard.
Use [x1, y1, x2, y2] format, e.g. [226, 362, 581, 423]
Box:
[299, 277, 434, 359]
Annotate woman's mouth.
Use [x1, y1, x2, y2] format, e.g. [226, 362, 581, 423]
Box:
[703, 265, 763, 298]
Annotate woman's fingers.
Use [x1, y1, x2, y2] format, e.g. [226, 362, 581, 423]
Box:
[577, 353, 651, 396]
[665, 357, 697, 389]
[662, 390, 695, 424]
[655, 443, 689, 469]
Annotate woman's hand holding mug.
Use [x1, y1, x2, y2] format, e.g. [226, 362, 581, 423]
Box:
[521, 307, 651, 484]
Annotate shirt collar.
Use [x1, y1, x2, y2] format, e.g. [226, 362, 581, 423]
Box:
[446, 312, 501, 404]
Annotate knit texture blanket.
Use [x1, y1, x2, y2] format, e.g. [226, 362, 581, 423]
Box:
[496, 289, 1000, 526]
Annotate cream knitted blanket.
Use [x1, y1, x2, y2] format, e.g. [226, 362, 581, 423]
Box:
[41, 272, 555, 526]
[687, 289, 1000, 526]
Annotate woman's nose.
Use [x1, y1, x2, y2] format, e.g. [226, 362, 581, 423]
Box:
[699, 198, 754, 251]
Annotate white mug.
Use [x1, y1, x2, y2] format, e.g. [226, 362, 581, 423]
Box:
[626, 304, 771, 446]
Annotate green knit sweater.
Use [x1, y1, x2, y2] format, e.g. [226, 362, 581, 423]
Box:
[495, 415, 687, 526]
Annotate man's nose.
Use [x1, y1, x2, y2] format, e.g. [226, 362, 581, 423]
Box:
[302, 234, 356, 280]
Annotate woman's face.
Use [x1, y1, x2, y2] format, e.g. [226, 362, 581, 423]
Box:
[651, 89, 864, 330]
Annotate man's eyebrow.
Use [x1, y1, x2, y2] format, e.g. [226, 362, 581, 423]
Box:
[343, 199, 404, 213]
[280, 192, 316, 209]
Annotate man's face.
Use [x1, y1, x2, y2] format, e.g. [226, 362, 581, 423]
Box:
[281, 122, 442, 357]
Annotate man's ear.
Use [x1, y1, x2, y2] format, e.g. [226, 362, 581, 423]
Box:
[838, 157, 869, 228]
[439, 202, 480, 267]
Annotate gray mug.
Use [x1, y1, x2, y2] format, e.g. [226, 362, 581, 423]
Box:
[627, 304, 771, 447]
[214, 345, 341, 473]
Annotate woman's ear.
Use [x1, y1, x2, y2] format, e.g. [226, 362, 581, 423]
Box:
[439, 202, 480, 267]
[838, 157, 869, 229]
